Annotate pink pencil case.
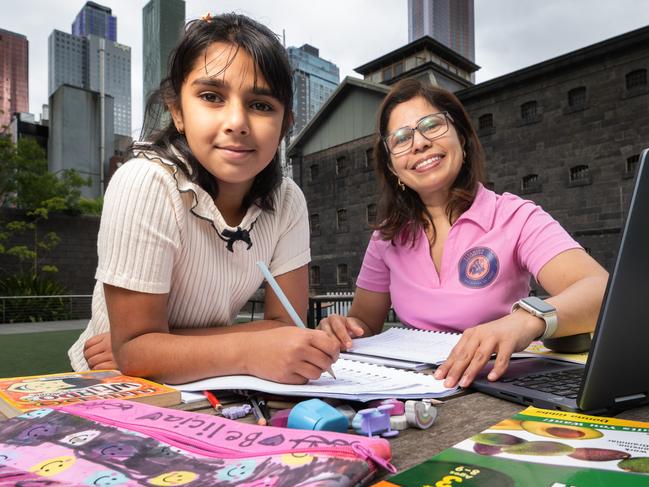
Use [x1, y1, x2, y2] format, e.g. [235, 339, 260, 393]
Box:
[0, 399, 395, 486]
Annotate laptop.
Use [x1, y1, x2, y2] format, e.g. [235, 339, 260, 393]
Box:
[472, 148, 649, 415]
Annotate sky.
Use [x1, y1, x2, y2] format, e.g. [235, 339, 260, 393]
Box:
[3, 0, 649, 139]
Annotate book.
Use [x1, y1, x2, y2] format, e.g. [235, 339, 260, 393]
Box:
[513, 340, 589, 364]
[349, 327, 461, 365]
[176, 358, 459, 401]
[372, 406, 649, 486]
[0, 369, 181, 418]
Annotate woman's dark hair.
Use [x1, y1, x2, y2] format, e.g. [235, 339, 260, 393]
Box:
[136, 13, 293, 211]
[373, 78, 485, 245]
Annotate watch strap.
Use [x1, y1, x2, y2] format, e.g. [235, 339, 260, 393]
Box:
[512, 299, 558, 340]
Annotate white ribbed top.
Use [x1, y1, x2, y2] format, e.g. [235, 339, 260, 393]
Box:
[68, 153, 310, 371]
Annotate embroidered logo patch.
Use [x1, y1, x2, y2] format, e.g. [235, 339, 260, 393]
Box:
[458, 247, 499, 288]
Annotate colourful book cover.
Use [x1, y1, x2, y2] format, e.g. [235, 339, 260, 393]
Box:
[374, 407, 649, 486]
[0, 370, 180, 418]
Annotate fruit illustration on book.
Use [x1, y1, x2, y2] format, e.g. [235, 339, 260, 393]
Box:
[521, 421, 603, 440]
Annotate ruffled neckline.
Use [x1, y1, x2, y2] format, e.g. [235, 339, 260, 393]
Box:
[131, 144, 262, 247]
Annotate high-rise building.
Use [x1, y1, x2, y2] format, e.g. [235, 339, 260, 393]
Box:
[72, 1, 117, 42]
[143, 0, 185, 112]
[0, 28, 28, 130]
[287, 44, 339, 138]
[408, 0, 475, 62]
[48, 2, 131, 136]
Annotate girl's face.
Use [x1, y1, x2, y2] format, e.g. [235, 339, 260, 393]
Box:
[386, 96, 464, 206]
[170, 42, 285, 193]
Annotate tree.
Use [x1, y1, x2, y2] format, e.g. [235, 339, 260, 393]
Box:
[0, 136, 90, 279]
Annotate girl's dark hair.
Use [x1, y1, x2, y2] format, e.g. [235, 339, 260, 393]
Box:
[137, 13, 293, 211]
[373, 78, 485, 245]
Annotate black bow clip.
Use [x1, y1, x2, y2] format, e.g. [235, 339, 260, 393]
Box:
[221, 227, 252, 252]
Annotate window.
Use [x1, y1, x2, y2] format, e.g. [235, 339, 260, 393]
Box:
[382, 67, 392, 82]
[365, 148, 374, 168]
[310, 164, 319, 181]
[336, 155, 346, 175]
[310, 265, 320, 286]
[337, 264, 349, 285]
[366, 204, 377, 225]
[310, 213, 320, 236]
[336, 208, 348, 232]
[521, 174, 541, 194]
[569, 165, 592, 186]
[568, 87, 587, 109]
[478, 113, 493, 130]
[625, 154, 639, 178]
[394, 61, 404, 77]
[626, 69, 647, 91]
[521, 101, 538, 122]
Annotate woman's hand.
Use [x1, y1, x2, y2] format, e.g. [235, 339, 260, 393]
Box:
[434, 310, 545, 388]
[245, 327, 340, 384]
[83, 332, 118, 370]
[317, 314, 368, 351]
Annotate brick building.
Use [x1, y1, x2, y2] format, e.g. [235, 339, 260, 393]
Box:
[291, 26, 649, 293]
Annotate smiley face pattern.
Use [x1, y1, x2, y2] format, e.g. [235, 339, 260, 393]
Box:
[0, 408, 371, 486]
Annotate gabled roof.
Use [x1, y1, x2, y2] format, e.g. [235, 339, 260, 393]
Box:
[458, 24, 649, 101]
[355, 35, 480, 76]
[287, 76, 389, 156]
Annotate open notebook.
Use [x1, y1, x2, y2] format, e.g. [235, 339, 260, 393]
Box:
[175, 358, 458, 402]
[348, 327, 461, 365]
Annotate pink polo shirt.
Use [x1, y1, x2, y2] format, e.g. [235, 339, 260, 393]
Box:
[356, 184, 581, 332]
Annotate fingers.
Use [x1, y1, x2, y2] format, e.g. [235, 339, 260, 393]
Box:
[434, 329, 496, 388]
[83, 332, 109, 351]
[487, 344, 515, 382]
[87, 352, 116, 370]
[317, 315, 362, 351]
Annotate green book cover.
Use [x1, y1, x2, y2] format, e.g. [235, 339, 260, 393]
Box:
[374, 406, 649, 486]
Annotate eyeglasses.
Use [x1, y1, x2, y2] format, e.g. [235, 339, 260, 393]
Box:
[382, 112, 451, 155]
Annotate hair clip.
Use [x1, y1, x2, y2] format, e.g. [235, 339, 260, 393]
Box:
[201, 12, 213, 23]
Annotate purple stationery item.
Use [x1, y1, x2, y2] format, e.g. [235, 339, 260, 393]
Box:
[369, 398, 405, 416]
[221, 403, 252, 419]
[352, 404, 400, 438]
[269, 408, 292, 427]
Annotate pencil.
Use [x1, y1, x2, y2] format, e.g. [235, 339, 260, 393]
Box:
[203, 390, 222, 412]
[256, 261, 338, 379]
[250, 396, 268, 426]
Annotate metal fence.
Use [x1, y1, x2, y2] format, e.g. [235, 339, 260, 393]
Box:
[0, 295, 92, 324]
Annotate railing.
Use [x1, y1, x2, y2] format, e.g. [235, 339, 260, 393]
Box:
[0, 295, 92, 324]
[307, 292, 398, 328]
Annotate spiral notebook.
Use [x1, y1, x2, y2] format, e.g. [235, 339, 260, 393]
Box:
[348, 326, 461, 365]
[175, 358, 459, 401]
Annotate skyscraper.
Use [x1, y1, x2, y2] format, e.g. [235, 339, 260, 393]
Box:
[49, 2, 131, 136]
[142, 0, 185, 115]
[0, 28, 28, 130]
[72, 1, 117, 42]
[287, 44, 339, 138]
[408, 0, 475, 62]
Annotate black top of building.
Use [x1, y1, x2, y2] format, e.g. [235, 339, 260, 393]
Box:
[458, 24, 649, 100]
[355, 35, 480, 76]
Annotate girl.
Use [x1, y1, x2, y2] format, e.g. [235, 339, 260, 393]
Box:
[68, 13, 339, 384]
[319, 79, 608, 389]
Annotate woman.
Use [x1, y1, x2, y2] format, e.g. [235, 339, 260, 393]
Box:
[319, 78, 608, 389]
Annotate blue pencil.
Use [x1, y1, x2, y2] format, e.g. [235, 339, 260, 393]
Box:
[256, 261, 337, 379]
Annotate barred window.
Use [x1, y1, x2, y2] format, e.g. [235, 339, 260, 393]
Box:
[626, 69, 647, 90]
[479, 113, 493, 130]
[310, 164, 319, 181]
[521, 101, 538, 121]
[336, 156, 346, 175]
[521, 174, 541, 193]
[337, 264, 349, 285]
[365, 148, 374, 168]
[310, 214, 320, 236]
[366, 204, 377, 225]
[337, 208, 347, 231]
[310, 265, 321, 286]
[569, 165, 591, 185]
[626, 154, 639, 175]
[568, 87, 586, 108]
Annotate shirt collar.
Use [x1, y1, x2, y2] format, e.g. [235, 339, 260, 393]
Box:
[454, 183, 496, 232]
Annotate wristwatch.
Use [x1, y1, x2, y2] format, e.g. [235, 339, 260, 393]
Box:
[511, 296, 558, 340]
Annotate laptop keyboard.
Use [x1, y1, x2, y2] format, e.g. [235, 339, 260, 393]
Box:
[503, 369, 584, 399]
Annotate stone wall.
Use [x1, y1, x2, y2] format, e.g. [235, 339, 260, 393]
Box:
[1, 209, 99, 294]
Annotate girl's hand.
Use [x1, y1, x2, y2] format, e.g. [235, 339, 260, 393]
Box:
[245, 327, 340, 384]
[317, 314, 367, 351]
[83, 332, 118, 370]
[433, 310, 545, 388]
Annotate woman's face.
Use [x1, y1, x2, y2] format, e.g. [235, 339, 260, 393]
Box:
[170, 41, 285, 193]
[386, 96, 464, 206]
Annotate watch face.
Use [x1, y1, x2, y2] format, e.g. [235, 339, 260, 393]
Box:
[523, 296, 556, 314]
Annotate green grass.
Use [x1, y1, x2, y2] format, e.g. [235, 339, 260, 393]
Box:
[0, 329, 79, 378]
